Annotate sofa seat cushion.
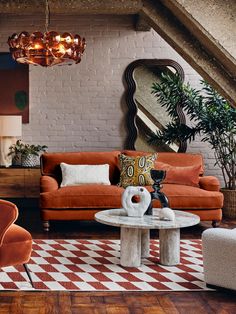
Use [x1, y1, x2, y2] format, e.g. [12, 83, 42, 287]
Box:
[41, 183, 223, 211]
[146, 184, 223, 209]
[40, 185, 124, 209]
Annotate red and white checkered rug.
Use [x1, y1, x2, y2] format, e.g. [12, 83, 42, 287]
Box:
[0, 239, 210, 291]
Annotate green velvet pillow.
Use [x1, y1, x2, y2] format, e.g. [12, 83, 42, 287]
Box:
[118, 153, 158, 188]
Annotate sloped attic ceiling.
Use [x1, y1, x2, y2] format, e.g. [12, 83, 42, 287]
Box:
[1, 0, 235, 106]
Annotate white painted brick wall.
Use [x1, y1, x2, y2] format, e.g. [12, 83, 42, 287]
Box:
[0, 14, 224, 185]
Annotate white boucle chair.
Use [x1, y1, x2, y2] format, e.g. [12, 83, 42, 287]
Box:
[202, 228, 236, 290]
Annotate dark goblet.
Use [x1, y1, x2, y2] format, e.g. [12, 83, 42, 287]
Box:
[151, 169, 166, 185]
[145, 169, 169, 215]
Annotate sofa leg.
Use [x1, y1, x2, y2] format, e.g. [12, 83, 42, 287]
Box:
[212, 220, 220, 228]
[43, 220, 50, 232]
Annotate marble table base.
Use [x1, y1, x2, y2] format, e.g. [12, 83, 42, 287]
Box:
[120, 228, 150, 267]
[120, 227, 180, 267]
[159, 228, 180, 266]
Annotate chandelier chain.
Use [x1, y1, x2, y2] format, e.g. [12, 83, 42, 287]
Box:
[45, 0, 50, 33]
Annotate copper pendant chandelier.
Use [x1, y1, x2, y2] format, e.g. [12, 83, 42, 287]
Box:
[7, 0, 86, 67]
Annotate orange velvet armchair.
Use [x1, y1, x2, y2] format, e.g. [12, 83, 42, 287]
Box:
[0, 200, 33, 287]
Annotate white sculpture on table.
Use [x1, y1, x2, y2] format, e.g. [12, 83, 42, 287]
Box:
[159, 207, 175, 221]
[122, 186, 151, 217]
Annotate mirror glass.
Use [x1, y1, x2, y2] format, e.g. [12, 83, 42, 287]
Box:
[124, 59, 187, 152]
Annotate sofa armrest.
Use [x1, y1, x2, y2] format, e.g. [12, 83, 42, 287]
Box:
[199, 176, 220, 191]
[0, 200, 18, 246]
[40, 175, 59, 193]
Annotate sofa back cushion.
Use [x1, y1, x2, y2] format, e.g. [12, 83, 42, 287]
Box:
[122, 150, 204, 175]
[156, 161, 201, 187]
[41, 151, 121, 184]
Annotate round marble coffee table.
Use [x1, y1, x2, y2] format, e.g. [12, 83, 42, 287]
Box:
[95, 208, 200, 267]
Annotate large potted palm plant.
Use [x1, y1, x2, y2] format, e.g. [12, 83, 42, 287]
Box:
[149, 72, 236, 218]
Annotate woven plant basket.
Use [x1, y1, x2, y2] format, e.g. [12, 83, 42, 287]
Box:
[221, 189, 236, 219]
[21, 154, 39, 167]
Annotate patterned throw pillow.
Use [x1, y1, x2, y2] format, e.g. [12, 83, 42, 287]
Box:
[118, 153, 158, 188]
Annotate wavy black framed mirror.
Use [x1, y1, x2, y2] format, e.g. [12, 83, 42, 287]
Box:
[124, 59, 187, 152]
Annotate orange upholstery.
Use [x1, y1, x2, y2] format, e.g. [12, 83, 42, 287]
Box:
[41, 151, 120, 184]
[0, 225, 32, 267]
[145, 184, 223, 209]
[199, 176, 220, 191]
[183, 209, 222, 221]
[42, 209, 102, 221]
[41, 183, 223, 210]
[40, 150, 223, 230]
[41, 208, 222, 223]
[0, 200, 32, 268]
[0, 200, 18, 246]
[40, 175, 59, 193]
[122, 150, 204, 175]
[155, 162, 201, 187]
[41, 184, 124, 209]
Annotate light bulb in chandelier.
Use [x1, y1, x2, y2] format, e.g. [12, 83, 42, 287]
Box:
[7, 1, 86, 67]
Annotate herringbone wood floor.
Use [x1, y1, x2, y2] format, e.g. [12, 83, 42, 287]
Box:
[1, 199, 236, 314]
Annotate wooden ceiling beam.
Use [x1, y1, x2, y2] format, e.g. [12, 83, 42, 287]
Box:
[0, 0, 143, 15]
[141, 0, 236, 107]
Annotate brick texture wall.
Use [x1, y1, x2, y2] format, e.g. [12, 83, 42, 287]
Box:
[0, 14, 223, 184]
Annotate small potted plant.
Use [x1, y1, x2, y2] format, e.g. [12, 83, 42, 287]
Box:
[8, 139, 24, 166]
[149, 72, 236, 218]
[8, 140, 48, 167]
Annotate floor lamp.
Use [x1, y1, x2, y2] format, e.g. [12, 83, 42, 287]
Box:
[0, 116, 22, 167]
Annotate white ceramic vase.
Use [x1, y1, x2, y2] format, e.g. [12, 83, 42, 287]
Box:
[121, 186, 151, 217]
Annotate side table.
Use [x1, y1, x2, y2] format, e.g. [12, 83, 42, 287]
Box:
[0, 167, 41, 198]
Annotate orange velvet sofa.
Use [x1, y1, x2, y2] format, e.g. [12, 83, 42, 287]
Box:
[40, 150, 223, 231]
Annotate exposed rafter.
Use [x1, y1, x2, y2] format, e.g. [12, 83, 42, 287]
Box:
[135, 15, 151, 31]
[162, 0, 236, 80]
[141, 0, 236, 107]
